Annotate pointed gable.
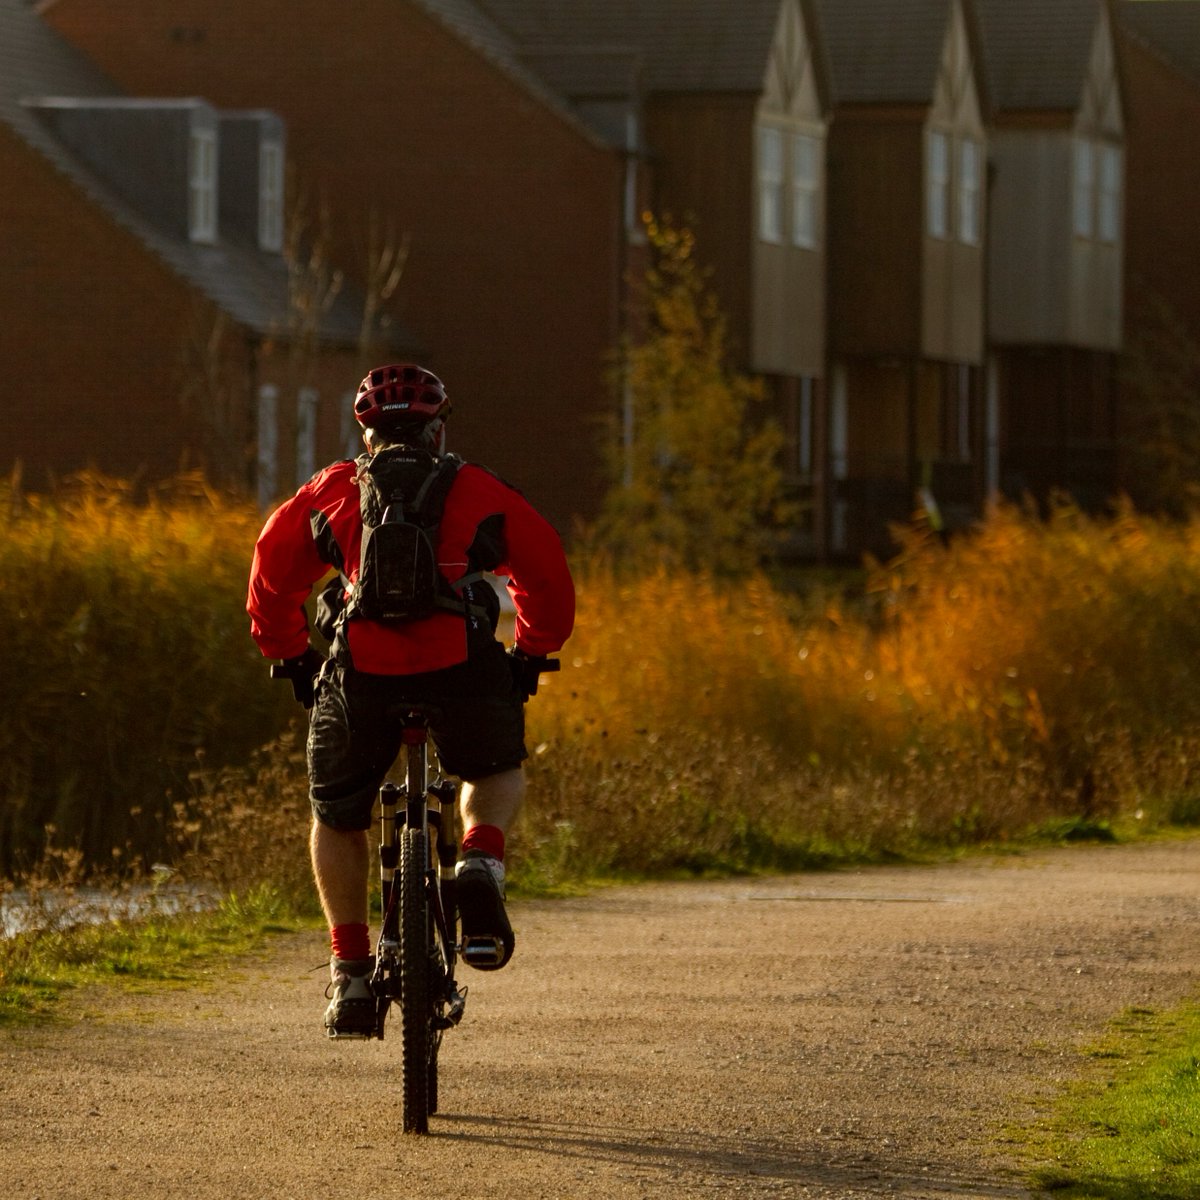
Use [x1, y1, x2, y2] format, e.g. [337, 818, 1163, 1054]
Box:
[929, 0, 984, 130]
[762, 0, 826, 120]
[1079, 2, 1122, 135]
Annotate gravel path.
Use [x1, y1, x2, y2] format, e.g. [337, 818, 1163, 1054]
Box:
[3, 838, 1199, 1199]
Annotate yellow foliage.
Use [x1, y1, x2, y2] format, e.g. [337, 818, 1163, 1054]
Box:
[0, 472, 290, 875]
[7, 471, 1200, 887]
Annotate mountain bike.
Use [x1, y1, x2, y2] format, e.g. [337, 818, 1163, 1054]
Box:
[368, 659, 559, 1135]
[275, 653, 557, 1134]
[370, 707, 467, 1135]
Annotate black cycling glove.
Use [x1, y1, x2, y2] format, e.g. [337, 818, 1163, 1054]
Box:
[508, 647, 558, 701]
[275, 645, 325, 709]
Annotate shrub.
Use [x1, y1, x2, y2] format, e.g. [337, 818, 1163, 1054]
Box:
[0, 472, 291, 874]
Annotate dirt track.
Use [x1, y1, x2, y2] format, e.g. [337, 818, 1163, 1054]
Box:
[3, 838, 1200, 1199]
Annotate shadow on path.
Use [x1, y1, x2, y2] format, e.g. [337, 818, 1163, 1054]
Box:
[433, 1112, 1031, 1197]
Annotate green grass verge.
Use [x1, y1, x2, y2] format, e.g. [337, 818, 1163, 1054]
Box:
[0, 884, 312, 1027]
[1018, 1002, 1200, 1199]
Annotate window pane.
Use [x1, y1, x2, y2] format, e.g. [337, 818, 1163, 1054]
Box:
[188, 129, 217, 243]
[758, 126, 784, 243]
[958, 137, 980, 245]
[927, 131, 949, 238]
[1098, 144, 1121, 244]
[259, 141, 284, 252]
[1073, 139, 1094, 238]
[791, 132, 818, 249]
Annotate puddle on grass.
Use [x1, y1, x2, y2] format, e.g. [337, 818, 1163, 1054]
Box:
[1, 881, 216, 939]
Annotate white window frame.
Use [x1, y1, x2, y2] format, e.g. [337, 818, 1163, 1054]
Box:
[258, 139, 284, 253]
[927, 130, 950, 239]
[757, 125, 784, 244]
[1073, 138, 1095, 239]
[790, 133, 819, 250]
[256, 383, 278, 509]
[188, 128, 218, 244]
[957, 136, 981, 246]
[1097, 143, 1121, 244]
[295, 386, 318, 483]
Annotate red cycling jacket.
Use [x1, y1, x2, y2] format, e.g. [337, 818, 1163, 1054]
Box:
[247, 457, 575, 674]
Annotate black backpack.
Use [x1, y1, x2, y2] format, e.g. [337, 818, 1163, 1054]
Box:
[346, 447, 478, 623]
[312, 446, 499, 638]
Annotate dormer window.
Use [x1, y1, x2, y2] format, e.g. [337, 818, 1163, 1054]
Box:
[927, 130, 950, 239]
[189, 128, 217, 243]
[1073, 138, 1122, 244]
[958, 137, 981, 245]
[1073, 139, 1094, 238]
[757, 122, 823, 249]
[259, 138, 284, 252]
[758, 126, 784, 244]
[927, 129, 983, 244]
[791, 133, 819, 250]
[1097, 144, 1121, 244]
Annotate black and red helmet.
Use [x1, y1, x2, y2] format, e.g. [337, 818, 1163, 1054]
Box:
[353, 364, 450, 430]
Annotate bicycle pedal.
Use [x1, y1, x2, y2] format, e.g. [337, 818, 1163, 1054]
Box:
[462, 936, 504, 968]
[326, 1028, 374, 1041]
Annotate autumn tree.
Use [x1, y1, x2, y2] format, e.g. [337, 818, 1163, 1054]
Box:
[596, 215, 788, 574]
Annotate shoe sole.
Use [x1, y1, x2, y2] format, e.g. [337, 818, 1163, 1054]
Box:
[456, 874, 514, 971]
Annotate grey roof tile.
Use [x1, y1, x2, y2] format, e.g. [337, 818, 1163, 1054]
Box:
[974, 0, 1105, 112]
[474, 0, 785, 94]
[810, 0, 954, 105]
[409, 0, 611, 139]
[1119, 0, 1200, 86]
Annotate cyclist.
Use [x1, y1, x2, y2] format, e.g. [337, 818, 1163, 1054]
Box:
[247, 364, 575, 1038]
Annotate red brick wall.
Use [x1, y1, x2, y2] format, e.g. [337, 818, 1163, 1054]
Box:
[0, 120, 200, 485]
[45, 0, 625, 531]
[1118, 32, 1200, 342]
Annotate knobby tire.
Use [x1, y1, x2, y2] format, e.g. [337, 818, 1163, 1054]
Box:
[400, 825, 432, 1134]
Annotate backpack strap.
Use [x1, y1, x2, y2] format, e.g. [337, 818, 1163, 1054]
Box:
[418, 457, 495, 620]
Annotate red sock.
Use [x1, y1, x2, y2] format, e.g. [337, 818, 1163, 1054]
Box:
[330, 922, 370, 962]
[461, 823, 505, 861]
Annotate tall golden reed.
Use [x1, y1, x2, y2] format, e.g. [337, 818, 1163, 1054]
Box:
[6, 474, 1200, 893]
[0, 472, 291, 876]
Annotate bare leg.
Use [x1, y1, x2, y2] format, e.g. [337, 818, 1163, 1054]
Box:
[460, 767, 526, 839]
[309, 819, 369, 928]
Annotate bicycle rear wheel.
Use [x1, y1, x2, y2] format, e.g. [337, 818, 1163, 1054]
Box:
[400, 824, 433, 1134]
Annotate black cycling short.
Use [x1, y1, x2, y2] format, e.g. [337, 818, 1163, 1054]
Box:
[306, 640, 526, 831]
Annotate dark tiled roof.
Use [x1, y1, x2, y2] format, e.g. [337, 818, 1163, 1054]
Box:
[1119, 0, 1200, 86]
[0, 0, 391, 348]
[810, 0, 953, 105]
[975, 0, 1105, 112]
[410, 0, 612, 137]
[474, 0, 786, 94]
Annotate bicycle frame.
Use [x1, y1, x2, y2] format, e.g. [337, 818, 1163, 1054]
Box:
[273, 651, 559, 1133]
[371, 713, 467, 1134]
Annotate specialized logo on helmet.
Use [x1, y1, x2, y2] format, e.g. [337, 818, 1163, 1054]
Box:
[353, 364, 450, 429]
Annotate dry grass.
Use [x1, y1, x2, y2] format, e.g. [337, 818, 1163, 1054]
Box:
[518, 500, 1200, 878]
[0, 471, 290, 876]
[5, 474, 1200, 906]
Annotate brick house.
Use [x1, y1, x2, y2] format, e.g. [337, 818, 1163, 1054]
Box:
[974, 0, 1125, 513]
[39, 0, 627, 531]
[0, 0, 389, 504]
[25, 0, 1200, 557]
[1115, 0, 1200, 511]
[813, 0, 988, 555]
[474, 0, 832, 553]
